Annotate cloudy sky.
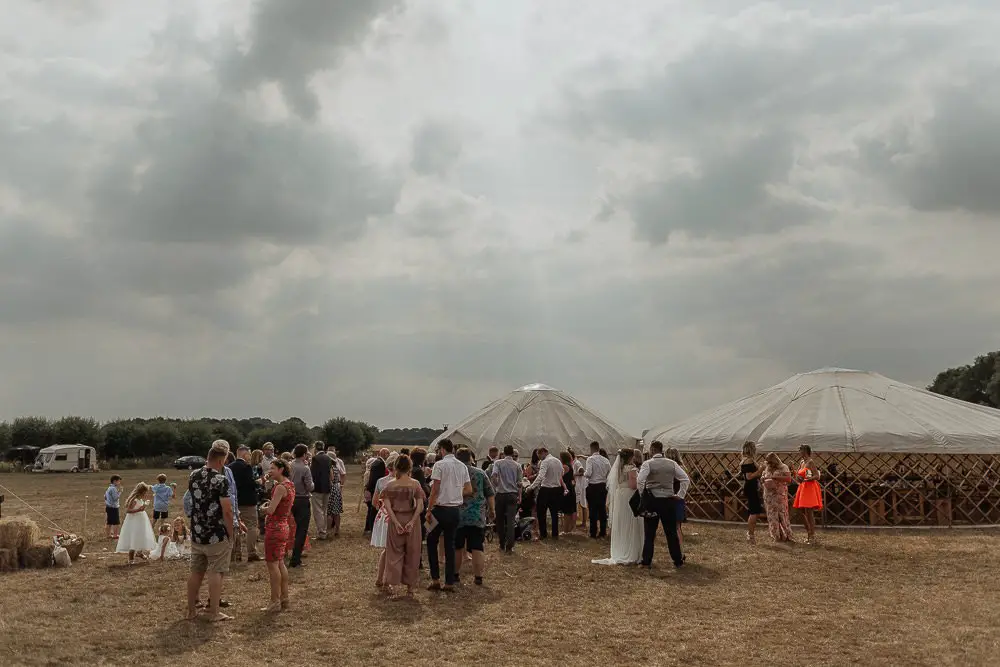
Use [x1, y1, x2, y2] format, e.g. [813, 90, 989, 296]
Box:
[2, 0, 999, 433]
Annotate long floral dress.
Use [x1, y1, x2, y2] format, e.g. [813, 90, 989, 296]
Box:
[761, 464, 793, 542]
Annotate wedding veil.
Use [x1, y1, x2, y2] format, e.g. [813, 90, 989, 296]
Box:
[606, 453, 623, 520]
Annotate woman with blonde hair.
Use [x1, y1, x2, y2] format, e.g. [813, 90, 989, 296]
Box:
[740, 441, 765, 544]
[793, 444, 822, 544]
[761, 453, 793, 542]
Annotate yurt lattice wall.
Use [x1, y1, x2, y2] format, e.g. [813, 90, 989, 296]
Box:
[681, 453, 1000, 527]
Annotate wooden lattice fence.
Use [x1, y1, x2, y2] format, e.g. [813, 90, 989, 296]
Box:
[680, 453, 1000, 527]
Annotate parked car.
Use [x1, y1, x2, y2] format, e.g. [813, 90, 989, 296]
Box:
[174, 455, 207, 470]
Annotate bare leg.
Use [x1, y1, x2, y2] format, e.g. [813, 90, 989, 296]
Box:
[455, 547, 466, 578]
[376, 549, 386, 586]
[332, 515, 341, 536]
[267, 561, 280, 602]
[186, 572, 204, 619]
[279, 560, 289, 606]
[471, 550, 485, 578]
[204, 572, 231, 621]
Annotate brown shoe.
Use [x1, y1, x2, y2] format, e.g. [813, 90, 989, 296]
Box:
[247, 554, 261, 562]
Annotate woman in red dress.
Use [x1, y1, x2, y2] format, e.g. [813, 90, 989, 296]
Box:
[261, 458, 295, 612]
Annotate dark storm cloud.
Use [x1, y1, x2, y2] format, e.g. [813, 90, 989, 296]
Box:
[859, 78, 1000, 215]
[90, 93, 401, 245]
[618, 132, 821, 242]
[410, 119, 464, 176]
[220, 0, 403, 119]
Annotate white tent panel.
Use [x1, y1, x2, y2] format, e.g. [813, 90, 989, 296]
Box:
[430, 383, 638, 459]
[645, 368, 1000, 454]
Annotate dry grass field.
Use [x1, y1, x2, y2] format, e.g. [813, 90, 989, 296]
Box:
[1, 468, 999, 667]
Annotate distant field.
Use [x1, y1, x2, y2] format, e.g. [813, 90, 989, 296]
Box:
[1, 468, 999, 666]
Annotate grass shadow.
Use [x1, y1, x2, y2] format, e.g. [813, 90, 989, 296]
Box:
[152, 619, 218, 657]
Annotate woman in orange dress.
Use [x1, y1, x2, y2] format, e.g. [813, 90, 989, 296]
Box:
[792, 444, 822, 544]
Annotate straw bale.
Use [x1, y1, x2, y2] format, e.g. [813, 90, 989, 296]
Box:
[21, 542, 53, 569]
[0, 516, 42, 552]
[0, 548, 17, 572]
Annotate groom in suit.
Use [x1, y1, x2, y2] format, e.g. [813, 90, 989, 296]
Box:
[636, 440, 690, 568]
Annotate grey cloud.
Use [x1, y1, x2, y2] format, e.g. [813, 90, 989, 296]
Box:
[859, 79, 1000, 214]
[220, 0, 402, 119]
[411, 120, 464, 176]
[619, 132, 821, 242]
[654, 240, 1000, 385]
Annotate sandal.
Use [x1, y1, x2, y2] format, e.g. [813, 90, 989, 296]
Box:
[280, 597, 290, 610]
[260, 600, 282, 613]
[427, 582, 442, 591]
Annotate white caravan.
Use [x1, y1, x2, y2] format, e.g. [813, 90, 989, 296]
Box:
[33, 444, 99, 472]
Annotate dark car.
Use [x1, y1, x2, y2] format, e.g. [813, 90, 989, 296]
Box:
[174, 455, 207, 470]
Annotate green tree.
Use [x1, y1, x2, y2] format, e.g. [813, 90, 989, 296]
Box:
[101, 420, 139, 459]
[210, 423, 244, 448]
[11, 416, 54, 449]
[177, 421, 213, 457]
[322, 417, 366, 458]
[52, 416, 103, 449]
[929, 352, 1000, 408]
[144, 420, 180, 457]
[246, 426, 278, 450]
[0, 421, 10, 454]
[356, 421, 379, 448]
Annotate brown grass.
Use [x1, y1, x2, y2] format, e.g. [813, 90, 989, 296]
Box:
[1, 468, 999, 666]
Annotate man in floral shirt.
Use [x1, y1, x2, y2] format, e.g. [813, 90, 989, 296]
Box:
[185, 441, 234, 622]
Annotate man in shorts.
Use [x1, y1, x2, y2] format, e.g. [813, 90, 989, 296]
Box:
[186, 440, 234, 622]
[454, 447, 495, 586]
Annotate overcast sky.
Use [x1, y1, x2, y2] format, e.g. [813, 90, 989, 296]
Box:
[2, 1, 999, 433]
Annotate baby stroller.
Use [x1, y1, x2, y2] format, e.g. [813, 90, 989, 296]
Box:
[513, 514, 536, 542]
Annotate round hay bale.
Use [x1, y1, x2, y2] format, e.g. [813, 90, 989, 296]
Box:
[0, 548, 18, 573]
[0, 517, 42, 553]
[20, 542, 54, 569]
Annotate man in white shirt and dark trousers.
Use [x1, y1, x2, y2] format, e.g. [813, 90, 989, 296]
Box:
[637, 440, 690, 569]
[584, 441, 612, 538]
[529, 446, 566, 540]
[426, 438, 472, 592]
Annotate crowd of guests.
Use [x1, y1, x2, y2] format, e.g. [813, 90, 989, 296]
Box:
[101, 434, 826, 621]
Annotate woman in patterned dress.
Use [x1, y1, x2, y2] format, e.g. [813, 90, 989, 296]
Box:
[261, 458, 295, 612]
[761, 453, 794, 543]
[326, 448, 347, 537]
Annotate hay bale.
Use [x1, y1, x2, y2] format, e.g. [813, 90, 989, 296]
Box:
[0, 548, 17, 573]
[0, 516, 42, 553]
[21, 542, 53, 569]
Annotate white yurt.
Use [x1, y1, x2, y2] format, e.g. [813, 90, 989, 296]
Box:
[430, 383, 638, 459]
[645, 368, 1000, 527]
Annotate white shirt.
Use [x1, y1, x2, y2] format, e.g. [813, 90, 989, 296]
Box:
[431, 454, 471, 507]
[584, 454, 612, 484]
[529, 454, 564, 490]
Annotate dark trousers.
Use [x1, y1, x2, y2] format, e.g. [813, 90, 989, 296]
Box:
[494, 492, 518, 551]
[289, 496, 311, 565]
[364, 499, 377, 533]
[427, 505, 461, 585]
[535, 487, 561, 539]
[587, 483, 608, 537]
[642, 496, 683, 567]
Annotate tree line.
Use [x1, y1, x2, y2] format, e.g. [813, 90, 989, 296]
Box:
[927, 351, 1000, 408]
[0, 415, 443, 461]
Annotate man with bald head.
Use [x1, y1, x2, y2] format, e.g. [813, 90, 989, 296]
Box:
[364, 448, 390, 535]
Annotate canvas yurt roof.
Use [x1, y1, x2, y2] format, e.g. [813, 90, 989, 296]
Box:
[430, 383, 637, 458]
[645, 368, 1000, 454]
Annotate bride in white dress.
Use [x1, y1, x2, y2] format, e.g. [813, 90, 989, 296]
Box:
[592, 448, 643, 565]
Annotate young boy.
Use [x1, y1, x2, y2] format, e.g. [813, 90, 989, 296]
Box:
[105, 475, 122, 540]
[150, 474, 175, 530]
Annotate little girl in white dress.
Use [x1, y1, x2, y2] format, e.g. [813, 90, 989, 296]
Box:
[116, 482, 158, 564]
[171, 518, 191, 559]
[149, 524, 181, 561]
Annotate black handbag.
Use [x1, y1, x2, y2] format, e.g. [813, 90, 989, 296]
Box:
[628, 489, 642, 517]
[630, 489, 658, 518]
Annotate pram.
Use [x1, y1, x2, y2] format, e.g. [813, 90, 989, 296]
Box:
[486, 514, 535, 543]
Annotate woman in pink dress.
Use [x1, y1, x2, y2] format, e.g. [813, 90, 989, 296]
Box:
[761, 453, 794, 542]
[380, 455, 426, 599]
